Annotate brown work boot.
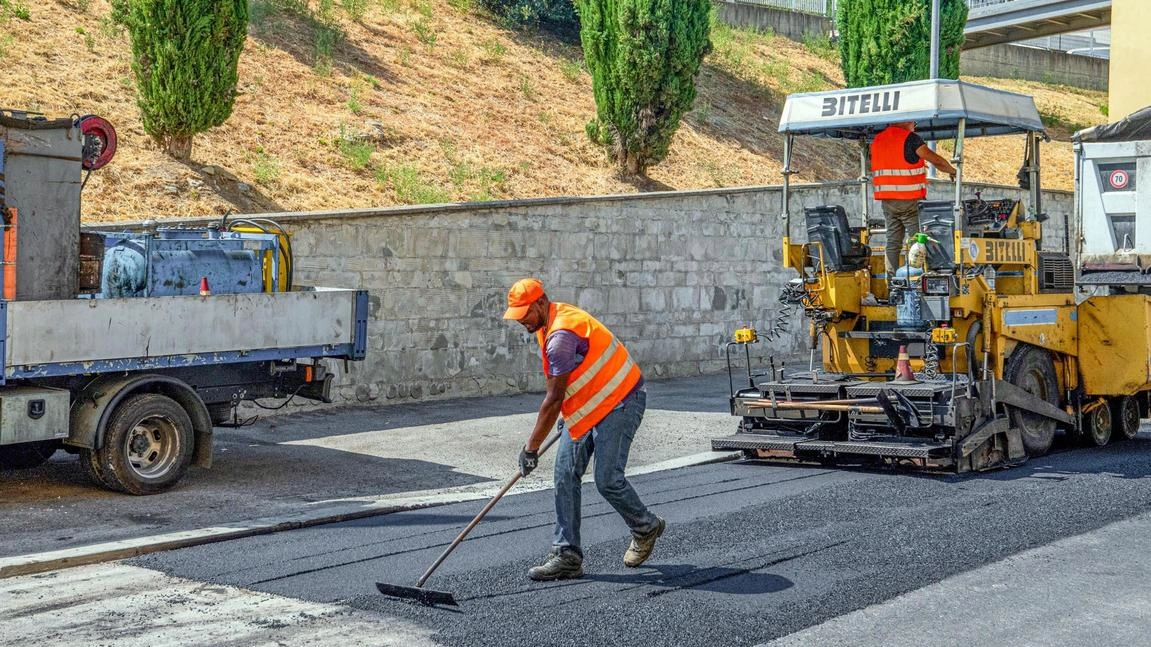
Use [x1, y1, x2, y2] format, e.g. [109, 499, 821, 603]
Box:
[528, 548, 584, 581]
[624, 517, 665, 567]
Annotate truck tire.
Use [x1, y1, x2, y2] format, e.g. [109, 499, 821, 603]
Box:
[1084, 403, 1112, 447]
[1003, 345, 1059, 457]
[90, 393, 195, 495]
[79, 446, 124, 492]
[1112, 396, 1141, 441]
[0, 440, 60, 470]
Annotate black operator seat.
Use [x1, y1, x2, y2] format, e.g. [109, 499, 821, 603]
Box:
[916, 200, 958, 271]
[804, 205, 870, 272]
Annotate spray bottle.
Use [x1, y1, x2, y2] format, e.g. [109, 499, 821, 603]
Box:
[907, 232, 930, 271]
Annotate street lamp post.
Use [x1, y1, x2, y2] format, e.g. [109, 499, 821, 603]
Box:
[930, 0, 941, 78]
[928, 0, 941, 177]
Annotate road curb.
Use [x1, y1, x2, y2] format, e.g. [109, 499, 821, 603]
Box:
[0, 450, 738, 579]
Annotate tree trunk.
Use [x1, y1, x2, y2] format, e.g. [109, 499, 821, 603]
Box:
[624, 152, 643, 176]
[165, 135, 193, 162]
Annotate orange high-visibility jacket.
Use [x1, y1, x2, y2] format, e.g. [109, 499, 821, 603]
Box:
[537, 302, 642, 440]
[871, 125, 927, 201]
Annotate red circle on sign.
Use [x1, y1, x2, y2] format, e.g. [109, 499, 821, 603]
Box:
[1109, 169, 1130, 190]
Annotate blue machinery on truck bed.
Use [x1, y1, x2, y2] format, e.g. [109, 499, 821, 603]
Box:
[0, 109, 367, 494]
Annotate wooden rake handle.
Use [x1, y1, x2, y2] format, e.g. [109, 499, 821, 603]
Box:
[415, 429, 562, 588]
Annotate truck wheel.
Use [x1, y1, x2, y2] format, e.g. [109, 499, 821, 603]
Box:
[0, 440, 60, 470]
[79, 446, 124, 492]
[1004, 345, 1059, 457]
[1112, 396, 1141, 441]
[1084, 403, 1112, 447]
[92, 393, 194, 495]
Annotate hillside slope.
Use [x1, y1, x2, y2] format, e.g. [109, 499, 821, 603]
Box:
[2, 0, 1111, 222]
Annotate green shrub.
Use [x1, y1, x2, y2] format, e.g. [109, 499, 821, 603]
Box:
[314, 21, 343, 73]
[250, 146, 281, 185]
[837, 0, 966, 87]
[123, 0, 249, 160]
[336, 130, 375, 169]
[479, 0, 578, 39]
[346, 85, 363, 114]
[376, 164, 451, 204]
[559, 58, 582, 82]
[480, 38, 506, 62]
[413, 19, 437, 47]
[0, 1, 30, 20]
[579, 0, 712, 175]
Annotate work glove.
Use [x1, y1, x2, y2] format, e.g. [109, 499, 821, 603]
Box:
[519, 447, 539, 477]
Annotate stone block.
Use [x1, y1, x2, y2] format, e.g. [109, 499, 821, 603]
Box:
[411, 228, 451, 257]
[672, 287, 698, 310]
[607, 287, 640, 314]
[575, 288, 607, 313]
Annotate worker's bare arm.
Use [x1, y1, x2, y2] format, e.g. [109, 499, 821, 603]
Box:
[916, 143, 957, 177]
[526, 372, 570, 452]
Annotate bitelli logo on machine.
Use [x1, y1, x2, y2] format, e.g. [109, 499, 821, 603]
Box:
[821, 90, 901, 118]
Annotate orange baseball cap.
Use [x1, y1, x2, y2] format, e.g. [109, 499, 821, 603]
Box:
[502, 278, 544, 320]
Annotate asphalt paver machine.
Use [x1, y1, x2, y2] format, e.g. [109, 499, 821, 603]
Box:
[712, 79, 1147, 472]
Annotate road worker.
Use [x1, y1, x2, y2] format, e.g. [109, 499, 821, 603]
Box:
[503, 278, 664, 581]
[871, 120, 958, 276]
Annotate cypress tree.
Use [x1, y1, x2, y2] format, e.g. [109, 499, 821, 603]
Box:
[578, 0, 711, 176]
[837, 0, 967, 88]
[124, 0, 248, 160]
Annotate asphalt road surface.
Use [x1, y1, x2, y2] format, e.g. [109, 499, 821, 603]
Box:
[7, 370, 1151, 646]
[116, 440, 1151, 647]
[0, 374, 734, 558]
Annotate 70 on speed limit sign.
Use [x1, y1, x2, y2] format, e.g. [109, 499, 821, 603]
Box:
[1099, 163, 1137, 192]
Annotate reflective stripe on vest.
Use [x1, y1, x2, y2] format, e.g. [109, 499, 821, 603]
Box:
[871, 125, 926, 201]
[538, 303, 642, 440]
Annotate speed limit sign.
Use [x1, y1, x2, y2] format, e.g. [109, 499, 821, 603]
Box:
[1109, 169, 1130, 190]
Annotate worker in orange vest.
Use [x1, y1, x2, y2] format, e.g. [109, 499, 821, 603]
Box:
[871, 121, 958, 276]
[503, 278, 665, 581]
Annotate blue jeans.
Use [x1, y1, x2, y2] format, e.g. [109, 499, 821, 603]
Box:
[552, 389, 659, 555]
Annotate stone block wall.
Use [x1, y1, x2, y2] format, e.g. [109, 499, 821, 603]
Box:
[962, 44, 1109, 92]
[151, 181, 1070, 405]
[713, 1, 833, 41]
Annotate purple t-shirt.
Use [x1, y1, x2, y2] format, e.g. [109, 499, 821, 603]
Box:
[544, 330, 645, 395]
[544, 330, 587, 377]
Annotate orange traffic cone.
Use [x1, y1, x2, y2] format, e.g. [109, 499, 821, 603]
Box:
[893, 345, 917, 383]
[199, 276, 211, 297]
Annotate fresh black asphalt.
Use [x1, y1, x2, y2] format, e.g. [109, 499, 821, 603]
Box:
[130, 437, 1151, 647]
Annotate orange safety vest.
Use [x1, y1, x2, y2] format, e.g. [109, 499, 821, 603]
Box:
[871, 125, 927, 201]
[537, 302, 642, 440]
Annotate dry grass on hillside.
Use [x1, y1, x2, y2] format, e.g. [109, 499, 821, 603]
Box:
[0, 0, 1112, 223]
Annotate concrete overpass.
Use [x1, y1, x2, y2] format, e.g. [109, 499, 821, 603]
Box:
[964, 0, 1112, 50]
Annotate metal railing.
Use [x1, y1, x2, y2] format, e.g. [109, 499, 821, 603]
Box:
[967, 0, 1019, 7]
[730, 0, 837, 17]
[727, 0, 1053, 19]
